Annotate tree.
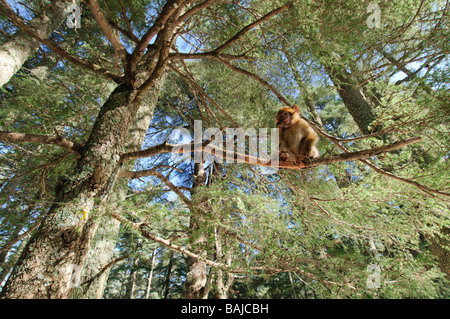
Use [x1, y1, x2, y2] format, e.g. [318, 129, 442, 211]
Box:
[0, 0, 292, 298]
[0, 0, 70, 87]
[1, 0, 448, 299]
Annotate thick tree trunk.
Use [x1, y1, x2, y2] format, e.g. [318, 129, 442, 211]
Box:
[184, 163, 209, 299]
[0, 0, 188, 300]
[0, 0, 69, 87]
[78, 73, 166, 299]
[0, 83, 143, 298]
[326, 67, 379, 135]
[426, 227, 450, 281]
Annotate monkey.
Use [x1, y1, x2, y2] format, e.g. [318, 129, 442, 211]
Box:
[276, 104, 319, 162]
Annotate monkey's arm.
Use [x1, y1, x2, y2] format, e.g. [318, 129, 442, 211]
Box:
[299, 130, 319, 158]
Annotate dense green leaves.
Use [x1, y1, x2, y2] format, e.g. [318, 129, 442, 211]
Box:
[1, 0, 448, 299]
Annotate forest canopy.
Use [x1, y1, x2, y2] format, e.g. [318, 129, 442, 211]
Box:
[0, 0, 449, 299]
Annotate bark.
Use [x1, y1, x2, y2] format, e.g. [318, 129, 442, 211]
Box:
[144, 246, 157, 299]
[426, 227, 450, 281]
[0, 0, 70, 87]
[184, 162, 234, 299]
[0, 82, 144, 298]
[78, 73, 166, 299]
[213, 226, 235, 299]
[325, 66, 379, 135]
[184, 162, 209, 299]
[124, 255, 139, 299]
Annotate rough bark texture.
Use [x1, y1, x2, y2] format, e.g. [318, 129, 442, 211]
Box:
[427, 229, 450, 281]
[184, 162, 209, 299]
[0, 83, 142, 298]
[326, 67, 379, 135]
[78, 73, 166, 299]
[0, 0, 69, 87]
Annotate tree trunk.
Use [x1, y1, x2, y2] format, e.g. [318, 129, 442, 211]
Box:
[0, 0, 69, 87]
[213, 226, 234, 299]
[184, 162, 209, 299]
[426, 227, 450, 281]
[78, 73, 166, 299]
[145, 246, 157, 299]
[0, 83, 145, 298]
[1, 0, 187, 299]
[326, 67, 379, 135]
[124, 255, 140, 299]
[163, 251, 174, 299]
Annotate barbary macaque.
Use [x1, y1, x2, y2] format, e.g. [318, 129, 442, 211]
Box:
[276, 105, 319, 161]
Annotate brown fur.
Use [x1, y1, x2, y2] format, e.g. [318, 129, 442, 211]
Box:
[276, 105, 319, 161]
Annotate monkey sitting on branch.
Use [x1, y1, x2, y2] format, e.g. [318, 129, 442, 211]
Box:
[276, 104, 319, 162]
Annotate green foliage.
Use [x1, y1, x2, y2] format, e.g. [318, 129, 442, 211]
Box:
[1, 0, 448, 299]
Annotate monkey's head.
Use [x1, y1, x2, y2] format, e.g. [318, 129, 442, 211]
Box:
[276, 105, 301, 128]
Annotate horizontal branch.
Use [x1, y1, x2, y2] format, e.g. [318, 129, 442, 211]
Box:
[0, 131, 82, 153]
[290, 137, 423, 169]
[169, 52, 252, 61]
[120, 141, 173, 162]
[120, 136, 422, 171]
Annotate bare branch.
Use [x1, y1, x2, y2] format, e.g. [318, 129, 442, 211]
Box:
[218, 58, 291, 105]
[120, 136, 423, 173]
[81, 0, 128, 63]
[0, 131, 82, 153]
[297, 137, 423, 169]
[127, 0, 182, 74]
[212, 2, 290, 53]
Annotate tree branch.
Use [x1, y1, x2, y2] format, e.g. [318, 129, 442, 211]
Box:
[108, 210, 232, 270]
[119, 167, 194, 211]
[127, 0, 182, 75]
[81, 0, 128, 63]
[0, 1, 122, 83]
[120, 136, 423, 172]
[168, 63, 238, 126]
[169, 52, 252, 61]
[212, 2, 290, 54]
[294, 137, 423, 169]
[177, 0, 218, 24]
[0, 131, 82, 153]
[218, 58, 291, 105]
